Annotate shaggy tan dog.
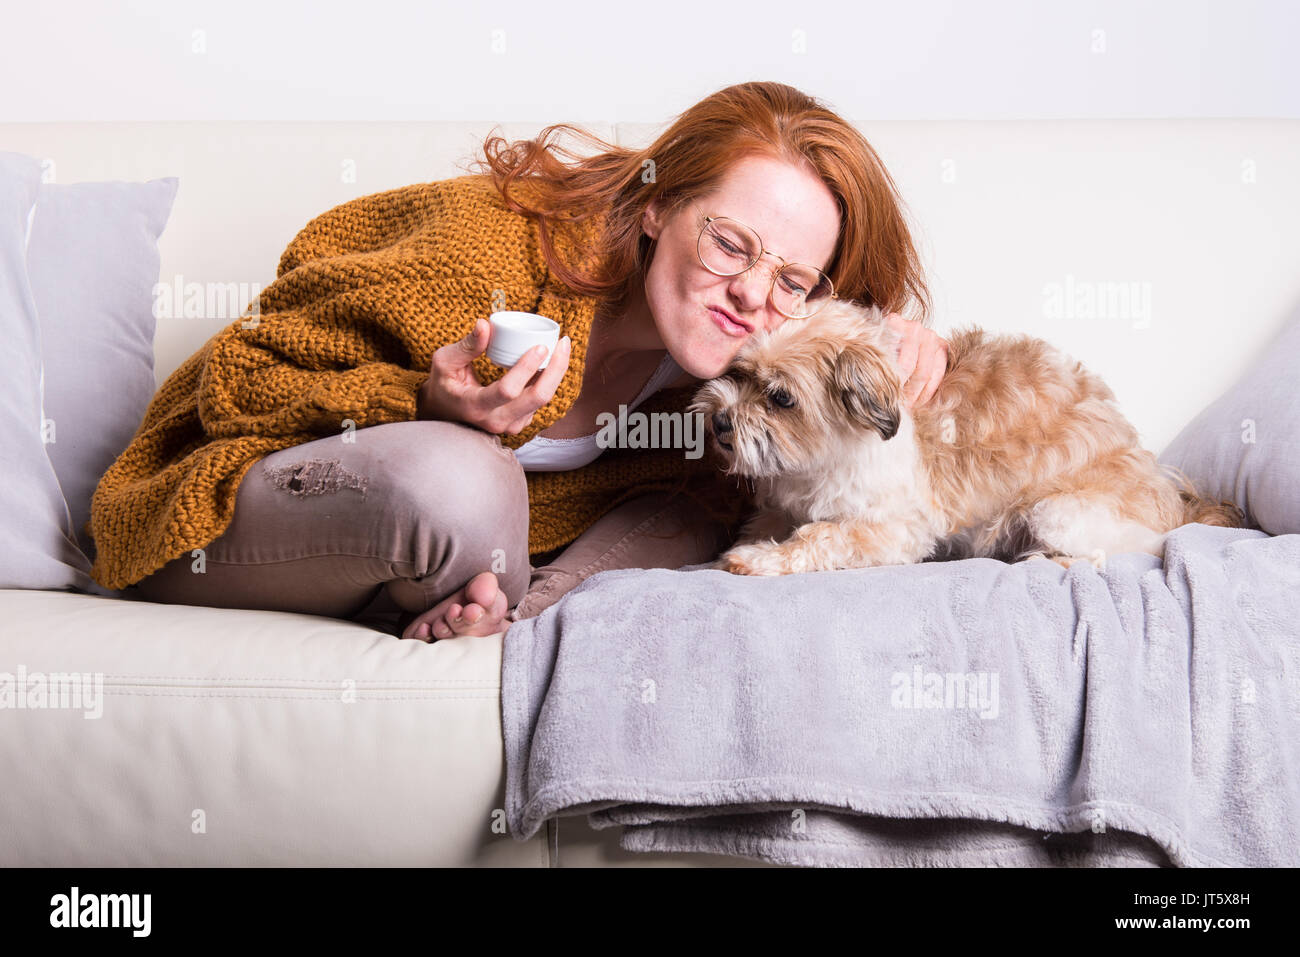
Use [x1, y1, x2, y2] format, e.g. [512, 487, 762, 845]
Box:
[689, 300, 1242, 576]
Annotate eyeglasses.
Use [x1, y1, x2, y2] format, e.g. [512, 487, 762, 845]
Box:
[696, 214, 837, 320]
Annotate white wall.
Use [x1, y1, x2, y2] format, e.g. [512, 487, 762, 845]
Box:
[4, 2, 1298, 455]
[3, 0, 1297, 123]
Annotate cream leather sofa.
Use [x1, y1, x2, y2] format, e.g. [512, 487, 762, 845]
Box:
[2, 118, 1297, 866]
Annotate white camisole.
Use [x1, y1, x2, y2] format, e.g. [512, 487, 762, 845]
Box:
[512, 351, 685, 472]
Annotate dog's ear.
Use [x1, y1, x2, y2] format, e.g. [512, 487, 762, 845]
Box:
[832, 341, 901, 441]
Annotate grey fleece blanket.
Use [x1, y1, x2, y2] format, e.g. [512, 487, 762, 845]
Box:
[501, 524, 1300, 867]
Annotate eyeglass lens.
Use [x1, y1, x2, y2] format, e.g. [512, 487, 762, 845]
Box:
[699, 218, 833, 318]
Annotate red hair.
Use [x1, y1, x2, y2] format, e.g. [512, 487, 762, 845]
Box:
[464, 80, 932, 324]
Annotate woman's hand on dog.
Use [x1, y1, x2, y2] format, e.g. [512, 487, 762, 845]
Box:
[885, 312, 948, 408]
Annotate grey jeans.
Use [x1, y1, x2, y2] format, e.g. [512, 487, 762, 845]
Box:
[126, 420, 731, 634]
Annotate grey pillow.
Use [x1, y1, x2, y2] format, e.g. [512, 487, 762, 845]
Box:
[1159, 302, 1300, 536]
[0, 151, 97, 591]
[25, 175, 179, 570]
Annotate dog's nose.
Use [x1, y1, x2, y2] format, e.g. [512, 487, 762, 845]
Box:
[712, 411, 732, 435]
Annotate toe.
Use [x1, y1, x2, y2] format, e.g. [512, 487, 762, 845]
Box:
[479, 591, 511, 630]
[464, 572, 500, 610]
[460, 595, 512, 637]
[401, 615, 434, 642]
[448, 601, 502, 636]
[490, 589, 510, 620]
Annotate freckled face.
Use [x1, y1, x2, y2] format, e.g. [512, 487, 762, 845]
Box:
[641, 154, 841, 380]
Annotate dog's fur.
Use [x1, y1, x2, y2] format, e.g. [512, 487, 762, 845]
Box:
[689, 300, 1244, 576]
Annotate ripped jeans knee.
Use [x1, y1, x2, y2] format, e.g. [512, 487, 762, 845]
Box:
[263, 458, 370, 498]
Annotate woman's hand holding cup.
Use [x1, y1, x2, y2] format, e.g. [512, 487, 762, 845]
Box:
[417, 316, 572, 435]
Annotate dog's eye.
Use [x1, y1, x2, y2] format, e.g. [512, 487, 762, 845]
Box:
[768, 388, 796, 409]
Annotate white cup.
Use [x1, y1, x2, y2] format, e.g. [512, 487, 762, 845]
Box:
[486, 311, 562, 369]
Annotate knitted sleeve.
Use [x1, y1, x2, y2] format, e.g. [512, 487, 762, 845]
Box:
[196, 307, 434, 440]
[194, 280, 596, 444]
[190, 178, 589, 444]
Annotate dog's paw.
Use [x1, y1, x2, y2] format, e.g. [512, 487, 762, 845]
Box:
[1042, 551, 1107, 571]
[1022, 550, 1105, 571]
[716, 543, 787, 576]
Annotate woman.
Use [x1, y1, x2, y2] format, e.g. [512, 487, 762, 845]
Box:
[89, 81, 947, 641]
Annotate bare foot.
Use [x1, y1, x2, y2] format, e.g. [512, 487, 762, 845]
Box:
[400, 571, 513, 642]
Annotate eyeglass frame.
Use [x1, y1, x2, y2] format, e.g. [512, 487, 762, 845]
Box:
[695, 213, 839, 320]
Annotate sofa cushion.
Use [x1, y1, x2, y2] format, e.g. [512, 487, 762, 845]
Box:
[1159, 301, 1300, 535]
[0, 588, 540, 866]
[0, 152, 96, 591]
[25, 174, 179, 568]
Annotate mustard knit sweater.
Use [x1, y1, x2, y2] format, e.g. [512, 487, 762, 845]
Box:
[87, 174, 750, 592]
